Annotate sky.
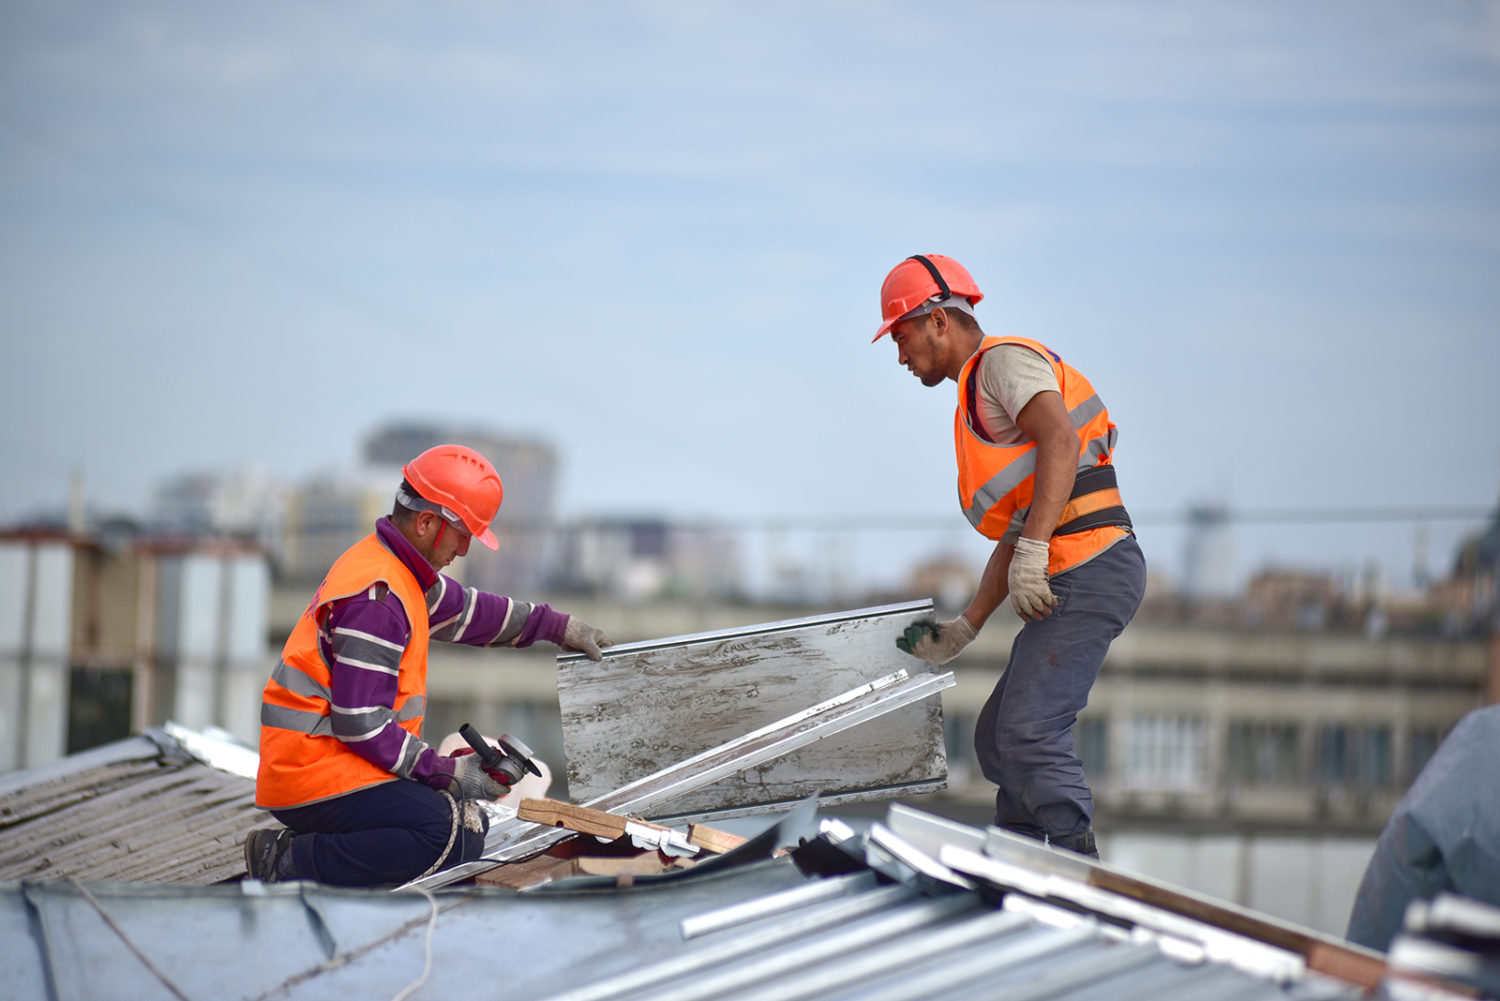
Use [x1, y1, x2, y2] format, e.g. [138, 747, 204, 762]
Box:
[2, 1, 1498, 598]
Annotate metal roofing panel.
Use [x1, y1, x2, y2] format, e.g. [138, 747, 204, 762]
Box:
[557, 601, 949, 817]
[2, 858, 811, 1001]
[0, 791, 1453, 1001]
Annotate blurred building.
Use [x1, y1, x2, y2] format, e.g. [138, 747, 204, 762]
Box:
[550, 517, 741, 601]
[1243, 568, 1345, 630]
[364, 423, 557, 597]
[273, 422, 559, 597]
[1181, 500, 1235, 599]
[908, 551, 980, 612]
[278, 471, 392, 583]
[0, 528, 269, 771]
[150, 468, 287, 552]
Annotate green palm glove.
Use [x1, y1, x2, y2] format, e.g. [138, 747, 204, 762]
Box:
[896, 616, 977, 665]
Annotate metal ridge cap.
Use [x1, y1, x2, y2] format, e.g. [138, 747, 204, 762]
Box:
[554, 599, 935, 662]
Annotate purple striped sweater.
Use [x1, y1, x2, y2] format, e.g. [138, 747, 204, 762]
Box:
[320, 517, 569, 792]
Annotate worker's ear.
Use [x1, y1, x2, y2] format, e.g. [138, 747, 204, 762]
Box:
[929, 306, 951, 338]
[415, 511, 440, 539]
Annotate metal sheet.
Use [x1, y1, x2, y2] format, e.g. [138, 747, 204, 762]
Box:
[405, 668, 955, 890]
[556, 601, 948, 817]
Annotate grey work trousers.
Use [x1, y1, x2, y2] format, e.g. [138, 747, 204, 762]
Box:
[974, 534, 1146, 839]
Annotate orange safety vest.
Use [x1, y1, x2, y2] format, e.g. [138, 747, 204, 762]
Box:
[256, 533, 431, 809]
[955, 335, 1132, 576]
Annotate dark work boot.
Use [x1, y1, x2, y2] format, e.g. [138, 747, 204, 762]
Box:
[1050, 828, 1099, 860]
[244, 827, 295, 881]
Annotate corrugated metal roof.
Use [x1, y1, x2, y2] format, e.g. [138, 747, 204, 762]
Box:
[0, 728, 258, 885]
[0, 729, 1487, 1000]
[0, 837, 1380, 1001]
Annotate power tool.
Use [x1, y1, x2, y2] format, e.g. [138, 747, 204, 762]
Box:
[458, 723, 543, 786]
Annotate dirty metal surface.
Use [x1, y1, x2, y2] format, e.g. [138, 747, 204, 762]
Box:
[406, 668, 953, 890]
[557, 601, 948, 817]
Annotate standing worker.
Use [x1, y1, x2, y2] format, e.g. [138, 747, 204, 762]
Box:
[244, 444, 614, 886]
[875, 254, 1146, 858]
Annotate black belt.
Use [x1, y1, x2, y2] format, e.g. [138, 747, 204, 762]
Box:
[1054, 464, 1133, 536]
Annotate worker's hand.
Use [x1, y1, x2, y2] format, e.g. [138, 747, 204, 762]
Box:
[561, 616, 614, 661]
[445, 754, 509, 801]
[1008, 537, 1057, 621]
[895, 615, 977, 665]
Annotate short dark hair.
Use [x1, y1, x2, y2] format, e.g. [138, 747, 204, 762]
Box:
[938, 303, 980, 333]
[391, 479, 419, 523]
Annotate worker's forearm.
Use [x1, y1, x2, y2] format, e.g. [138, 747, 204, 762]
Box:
[963, 541, 1014, 629]
[426, 577, 569, 648]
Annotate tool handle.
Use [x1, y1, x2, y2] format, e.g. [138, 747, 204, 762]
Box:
[459, 723, 505, 770]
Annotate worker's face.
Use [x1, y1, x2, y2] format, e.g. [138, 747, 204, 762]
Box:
[890, 313, 946, 387]
[417, 512, 472, 570]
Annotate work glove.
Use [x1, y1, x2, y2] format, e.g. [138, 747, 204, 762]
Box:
[1008, 537, 1057, 620]
[895, 615, 977, 666]
[561, 616, 614, 661]
[445, 753, 509, 801]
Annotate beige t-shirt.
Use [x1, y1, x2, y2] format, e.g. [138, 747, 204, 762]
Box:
[972, 343, 1059, 444]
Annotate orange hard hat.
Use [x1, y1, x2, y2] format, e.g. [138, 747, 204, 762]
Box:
[873, 254, 984, 341]
[402, 444, 503, 551]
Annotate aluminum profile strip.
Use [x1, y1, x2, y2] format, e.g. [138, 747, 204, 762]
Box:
[882, 801, 990, 858]
[555, 600, 935, 662]
[643, 777, 951, 829]
[160, 721, 259, 780]
[939, 842, 1312, 986]
[402, 668, 955, 891]
[535, 886, 966, 1001]
[679, 871, 879, 939]
[865, 822, 976, 891]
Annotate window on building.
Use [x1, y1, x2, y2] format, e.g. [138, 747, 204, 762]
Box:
[1226, 720, 1302, 786]
[1076, 715, 1108, 786]
[943, 711, 975, 788]
[1125, 713, 1206, 792]
[1362, 725, 1393, 788]
[1405, 725, 1442, 784]
[67, 665, 133, 754]
[1317, 723, 1397, 791]
[1317, 725, 1349, 785]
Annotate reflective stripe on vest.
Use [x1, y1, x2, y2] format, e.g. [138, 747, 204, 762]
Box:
[260, 686, 427, 737]
[255, 533, 432, 809]
[954, 335, 1129, 575]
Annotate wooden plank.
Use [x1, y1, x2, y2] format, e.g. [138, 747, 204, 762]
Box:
[517, 798, 629, 840]
[575, 854, 695, 877]
[475, 852, 581, 890]
[517, 797, 750, 859]
[557, 602, 947, 818]
[688, 823, 748, 855]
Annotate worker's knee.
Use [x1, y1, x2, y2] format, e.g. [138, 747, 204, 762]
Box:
[407, 793, 491, 871]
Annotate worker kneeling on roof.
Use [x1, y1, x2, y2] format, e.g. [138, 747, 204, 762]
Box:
[244, 444, 613, 887]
